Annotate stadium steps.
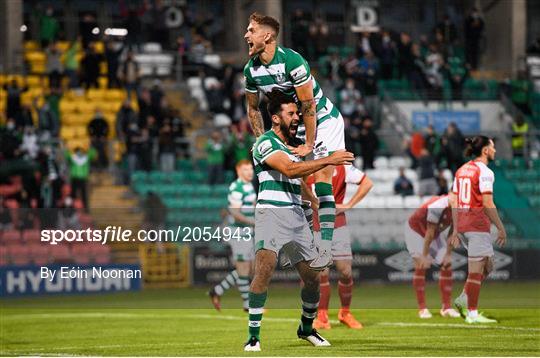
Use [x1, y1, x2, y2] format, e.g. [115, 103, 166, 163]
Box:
[89, 172, 142, 264]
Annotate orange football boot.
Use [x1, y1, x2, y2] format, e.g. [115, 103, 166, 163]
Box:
[338, 309, 363, 329]
[313, 309, 331, 330]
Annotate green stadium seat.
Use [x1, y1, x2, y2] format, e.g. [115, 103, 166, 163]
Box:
[131, 171, 148, 183]
[148, 171, 168, 183]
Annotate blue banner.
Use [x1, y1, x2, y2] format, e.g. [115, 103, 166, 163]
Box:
[412, 111, 480, 133]
[0, 264, 142, 296]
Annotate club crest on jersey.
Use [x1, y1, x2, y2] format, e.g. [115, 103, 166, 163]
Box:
[275, 71, 286, 84]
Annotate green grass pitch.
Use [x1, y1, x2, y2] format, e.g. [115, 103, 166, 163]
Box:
[1, 281, 539, 356]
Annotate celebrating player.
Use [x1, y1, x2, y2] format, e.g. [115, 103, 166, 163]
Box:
[405, 195, 461, 319]
[244, 95, 354, 351]
[208, 160, 256, 312]
[449, 136, 506, 324]
[306, 165, 373, 330]
[243, 13, 346, 269]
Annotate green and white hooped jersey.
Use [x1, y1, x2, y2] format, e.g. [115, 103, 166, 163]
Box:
[252, 130, 302, 208]
[243, 46, 341, 136]
[227, 178, 256, 227]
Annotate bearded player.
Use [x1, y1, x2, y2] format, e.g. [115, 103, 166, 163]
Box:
[244, 96, 354, 351]
[208, 160, 256, 312]
[449, 136, 506, 324]
[405, 195, 461, 319]
[244, 13, 346, 269]
[305, 165, 373, 330]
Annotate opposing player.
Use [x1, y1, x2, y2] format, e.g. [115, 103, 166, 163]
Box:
[244, 13, 346, 268]
[405, 195, 461, 319]
[244, 96, 354, 351]
[449, 136, 506, 324]
[208, 160, 256, 311]
[306, 165, 373, 330]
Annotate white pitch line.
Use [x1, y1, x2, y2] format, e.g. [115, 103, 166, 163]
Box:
[185, 313, 341, 324]
[376, 322, 540, 332]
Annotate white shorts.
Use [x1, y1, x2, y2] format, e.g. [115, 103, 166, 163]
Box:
[314, 226, 352, 260]
[404, 223, 449, 265]
[459, 231, 495, 260]
[254, 206, 318, 266]
[297, 112, 345, 160]
[228, 227, 255, 262]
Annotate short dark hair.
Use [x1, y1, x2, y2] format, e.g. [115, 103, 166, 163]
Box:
[266, 92, 296, 117]
[464, 135, 492, 157]
[249, 12, 280, 36]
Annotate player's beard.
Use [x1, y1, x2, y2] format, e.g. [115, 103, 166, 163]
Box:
[279, 120, 297, 144]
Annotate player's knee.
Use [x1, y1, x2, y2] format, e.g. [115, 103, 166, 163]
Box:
[339, 267, 352, 282]
[483, 256, 494, 276]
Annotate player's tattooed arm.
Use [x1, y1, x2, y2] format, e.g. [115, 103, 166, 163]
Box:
[246, 92, 265, 137]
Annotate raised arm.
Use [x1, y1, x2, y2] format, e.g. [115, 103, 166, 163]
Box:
[245, 91, 265, 137]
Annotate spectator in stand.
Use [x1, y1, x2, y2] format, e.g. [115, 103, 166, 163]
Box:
[436, 172, 449, 195]
[0, 118, 22, 160]
[435, 14, 457, 49]
[229, 119, 254, 163]
[511, 115, 529, 158]
[137, 88, 151, 125]
[79, 13, 98, 49]
[410, 44, 428, 99]
[417, 148, 437, 196]
[158, 118, 176, 172]
[20, 126, 39, 160]
[326, 52, 344, 85]
[291, 9, 310, 57]
[357, 31, 375, 58]
[63, 40, 81, 88]
[116, 99, 138, 141]
[118, 51, 140, 100]
[340, 78, 363, 118]
[407, 131, 425, 169]
[4, 79, 29, 121]
[206, 130, 225, 185]
[15, 104, 34, 130]
[394, 167, 414, 196]
[138, 128, 153, 172]
[190, 34, 209, 67]
[125, 120, 142, 181]
[446, 56, 468, 101]
[424, 44, 444, 99]
[358, 117, 379, 170]
[379, 31, 396, 80]
[80, 43, 103, 89]
[58, 196, 81, 230]
[308, 16, 329, 60]
[38, 5, 59, 48]
[344, 117, 361, 157]
[527, 36, 540, 55]
[65, 146, 96, 212]
[45, 42, 63, 90]
[398, 32, 413, 79]
[35, 98, 59, 141]
[87, 109, 109, 169]
[171, 109, 189, 158]
[440, 122, 464, 173]
[423, 125, 440, 166]
[38, 145, 63, 213]
[464, 7, 484, 69]
[150, 81, 165, 121]
[119, 0, 145, 49]
[151, 0, 169, 48]
[204, 77, 225, 113]
[145, 115, 159, 165]
[105, 39, 124, 89]
[359, 51, 379, 119]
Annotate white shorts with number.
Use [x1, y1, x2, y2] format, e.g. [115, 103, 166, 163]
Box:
[314, 226, 352, 260]
[404, 223, 449, 265]
[228, 227, 255, 262]
[255, 206, 318, 266]
[459, 230, 495, 260]
[297, 112, 346, 160]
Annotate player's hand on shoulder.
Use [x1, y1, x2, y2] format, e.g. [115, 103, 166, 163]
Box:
[328, 150, 355, 165]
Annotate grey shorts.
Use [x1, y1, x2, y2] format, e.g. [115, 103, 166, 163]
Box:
[255, 206, 318, 266]
[459, 231, 495, 260]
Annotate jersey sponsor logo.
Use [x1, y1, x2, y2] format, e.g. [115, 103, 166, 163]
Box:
[290, 64, 307, 81]
[257, 140, 273, 157]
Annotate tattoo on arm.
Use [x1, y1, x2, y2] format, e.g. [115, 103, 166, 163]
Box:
[300, 99, 316, 117]
[300, 99, 316, 146]
[246, 92, 264, 137]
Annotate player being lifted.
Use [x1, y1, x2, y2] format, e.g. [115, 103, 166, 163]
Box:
[450, 136, 506, 324]
[306, 165, 373, 330]
[208, 160, 256, 312]
[243, 13, 346, 268]
[405, 195, 461, 319]
[244, 96, 354, 351]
